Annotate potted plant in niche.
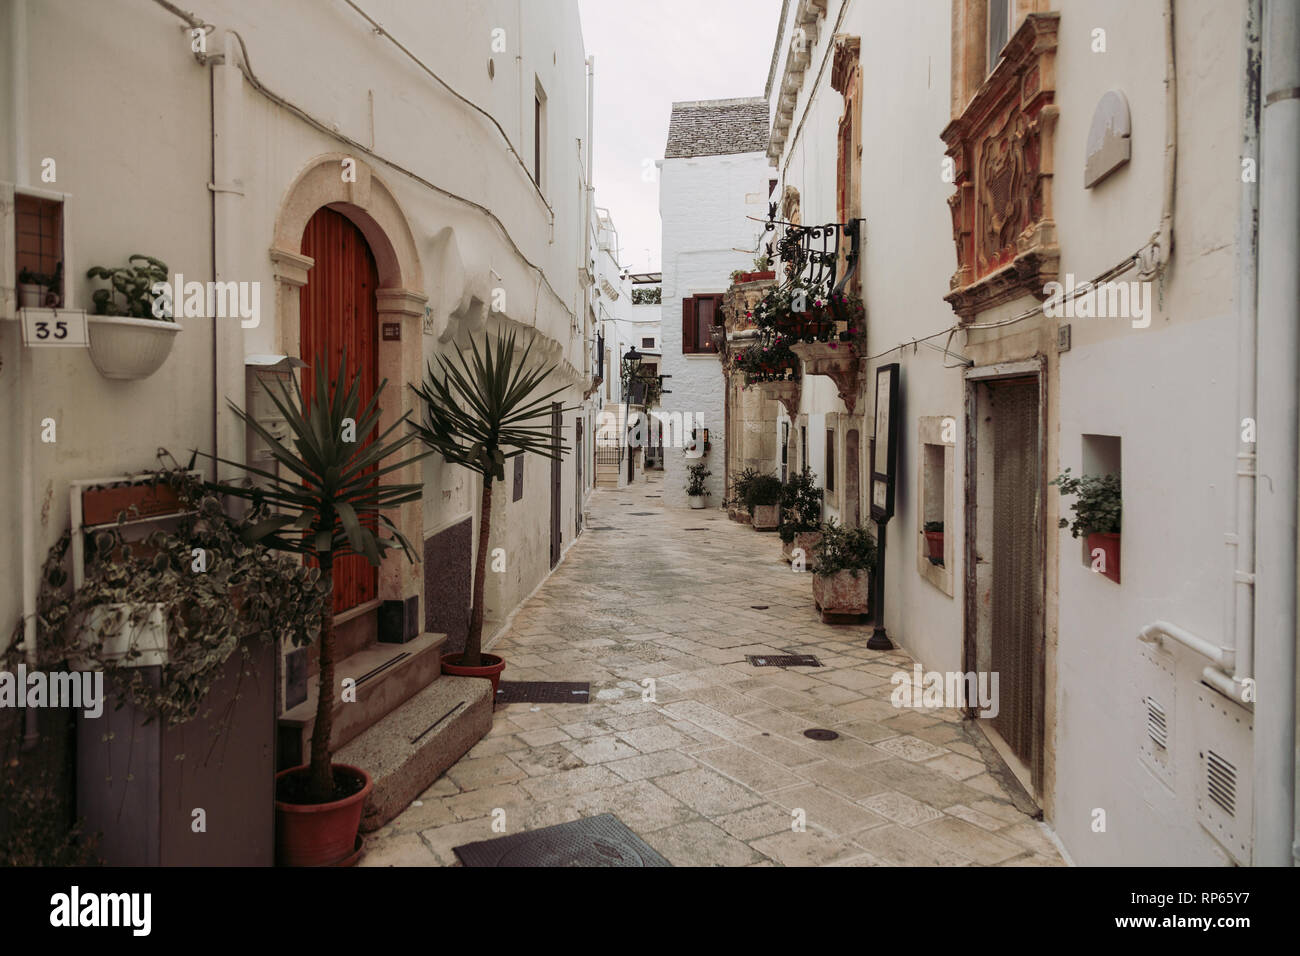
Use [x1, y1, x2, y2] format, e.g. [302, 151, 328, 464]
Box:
[746, 473, 783, 531]
[779, 466, 824, 562]
[1051, 468, 1122, 583]
[685, 463, 711, 509]
[810, 519, 878, 622]
[922, 520, 944, 566]
[85, 254, 179, 380]
[411, 331, 569, 690]
[207, 351, 429, 867]
[18, 263, 62, 308]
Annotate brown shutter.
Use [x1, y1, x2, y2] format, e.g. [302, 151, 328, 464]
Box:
[708, 294, 725, 352]
[682, 297, 697, 354]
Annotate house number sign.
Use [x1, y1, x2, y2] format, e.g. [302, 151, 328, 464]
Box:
[21, 308, 89, 348]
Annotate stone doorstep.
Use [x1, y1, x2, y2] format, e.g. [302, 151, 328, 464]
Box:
[279, 632, 448, 766]
[342, 674, 494, 833]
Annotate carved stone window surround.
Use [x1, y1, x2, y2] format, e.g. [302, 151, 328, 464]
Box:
[941, 12, 1060, 321]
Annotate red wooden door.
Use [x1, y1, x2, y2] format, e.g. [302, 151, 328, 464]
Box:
[299, 206, 380, 613]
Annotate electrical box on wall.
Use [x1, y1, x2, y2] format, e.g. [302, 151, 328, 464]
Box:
[1194, 685, 1253, 865]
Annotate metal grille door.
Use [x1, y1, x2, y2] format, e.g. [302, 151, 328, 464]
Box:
[299, 206, 380, 613]
[989, 381, 1039, 767]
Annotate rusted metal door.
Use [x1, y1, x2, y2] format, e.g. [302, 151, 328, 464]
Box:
[988, 380, 1040, 770]
[574, 417, 583, 535]
[845, 428, 861, 527]
[299, 206, 380, 613]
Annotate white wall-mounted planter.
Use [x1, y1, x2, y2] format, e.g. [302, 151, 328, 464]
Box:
[18, 283, 47, 308]
[74, 603, 169, 669]
[88, 315, 180, 380]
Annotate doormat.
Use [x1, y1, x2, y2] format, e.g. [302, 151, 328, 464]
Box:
[453, 813, 671, 867]
[495, 681, 591, 704]
[746, 654, 823, 668]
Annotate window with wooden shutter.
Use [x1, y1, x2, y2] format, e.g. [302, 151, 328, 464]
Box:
[682, 297, 697, 353]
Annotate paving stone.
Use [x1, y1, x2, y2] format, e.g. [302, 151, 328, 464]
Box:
[943, 803, 1009, 831]
[614, 724, 695, 753]
[750, 829, 876, 867]
[924, 752, 987, 781]
[713, 803, 800, 841]
[851, 823, 971, 866]
[518, 765, 624, 802]
[770, 784, 889, 836]
[606, 750, 701, 782]
[654, 767, 766, 816]
[914, 816, 1023, 865]
[643, 819, 764, 866]
[692, 744, 807, 792]
[510, 743, 586, 777]
[795, 760, 892, 800]
[859, 790, 946, 827]
[737, 733, 824, 768]
[445, 754, 527, 791]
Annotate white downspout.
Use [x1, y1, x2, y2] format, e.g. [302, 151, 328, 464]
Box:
[12, 0, 39, 750]
[211, 31, 245, 485]
[1215, 0, 1262, 701]
[1254, 0, 1299, 868]
[584, 56, 595, 379]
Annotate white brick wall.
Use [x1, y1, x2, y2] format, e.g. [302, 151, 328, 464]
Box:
[660, 151, 774, 507]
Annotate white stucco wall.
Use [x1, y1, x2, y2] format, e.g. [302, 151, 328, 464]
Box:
[1, 0, 596, 653]
[660, 150, 773, 508]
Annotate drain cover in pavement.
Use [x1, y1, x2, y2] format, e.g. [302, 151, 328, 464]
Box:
[453, 813, 671, 867]
[627, 512, 657, 516]
[683, 527, 708, 530]
[751, 605, 769, 610]
[803, 728, 840, 741]
[586, 526, 617, 531]
[746, 654, 823, 668]
[495, 681, 590, 704]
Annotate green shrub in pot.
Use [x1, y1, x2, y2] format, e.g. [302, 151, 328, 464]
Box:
[811, 519, 878, 577]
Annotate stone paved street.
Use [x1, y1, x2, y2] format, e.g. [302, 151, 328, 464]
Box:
[362, 473, 1064, 866]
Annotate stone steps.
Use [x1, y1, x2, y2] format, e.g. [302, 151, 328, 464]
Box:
[278, 631, 447, 769]
[339, 675, 494, 832]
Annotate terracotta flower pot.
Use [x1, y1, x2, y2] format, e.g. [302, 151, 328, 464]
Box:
[812, 569, 871, 617]
[1087, 531, 1121, 583]
[924, 530, 944, 565]
[275, 763, 373, 867]
[82, 482, 182, 526]
[751, 504, 780, 531]
[442, 651, 506, 694]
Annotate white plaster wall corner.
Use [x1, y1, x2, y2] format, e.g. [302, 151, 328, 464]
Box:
[427, 226, 466, 342]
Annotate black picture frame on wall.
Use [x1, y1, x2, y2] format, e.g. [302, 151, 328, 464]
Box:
[870, 363, 901, 521]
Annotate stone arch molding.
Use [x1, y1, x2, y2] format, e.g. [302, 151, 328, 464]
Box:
[270, 152, 424, 297]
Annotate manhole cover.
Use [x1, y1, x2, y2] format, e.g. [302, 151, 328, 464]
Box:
[746, 654, 823, 668]
[803, 728, 839, 741]
[453, 813, 671, 867]
[495, 681, 590, 704]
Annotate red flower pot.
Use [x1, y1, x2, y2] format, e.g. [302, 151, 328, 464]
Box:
[924, 530, 944, 565]
[1087, 532, 1121, 583]
[275, 763, 373, 867]
[441, 651, 506, 694]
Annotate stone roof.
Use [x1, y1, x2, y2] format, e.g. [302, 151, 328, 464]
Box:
[664, 97, 770, 159]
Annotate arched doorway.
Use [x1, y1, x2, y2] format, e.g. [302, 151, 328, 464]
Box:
[299, 205, 380, 613]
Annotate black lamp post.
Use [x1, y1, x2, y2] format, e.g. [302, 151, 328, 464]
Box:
[621, 345, 642, 484]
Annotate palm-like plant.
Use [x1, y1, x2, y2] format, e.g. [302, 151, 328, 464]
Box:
[411, 331, 569, 667]
[206, 352, 429, 803]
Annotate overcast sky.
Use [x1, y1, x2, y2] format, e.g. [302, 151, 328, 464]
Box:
[578, 0, 784, 274]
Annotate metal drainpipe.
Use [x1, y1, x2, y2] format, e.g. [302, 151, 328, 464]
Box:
[1255, 0, 1300, 868]
[1214, 0, 1262, 701]
[12, 0, 40, 751]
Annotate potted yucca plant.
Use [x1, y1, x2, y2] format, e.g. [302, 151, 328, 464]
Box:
[411, 331, 569, 688]
[207, 351, 428, 867]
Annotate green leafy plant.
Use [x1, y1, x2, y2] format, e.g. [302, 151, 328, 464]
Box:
[18, 262, 61, 289]
[86, 255, 170, 320]
[811, 519, 878, 577]
[631, 286, 661, 305]
[207, 353, 428, 804]
[411, 331, 569, 669]
[728, 467, 760, 510]
[781, 466, 823, 532]
[923, 520, 944, 533]
[1051, 469, 1122, 537]
[745, 473, 784, 512]
[685, 463, 711, 497]
[753, 252, 772, 272]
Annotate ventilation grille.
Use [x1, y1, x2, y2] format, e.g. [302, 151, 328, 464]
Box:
[1145, 697, 1169, 750]
[1205, 750, 1237, 817]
